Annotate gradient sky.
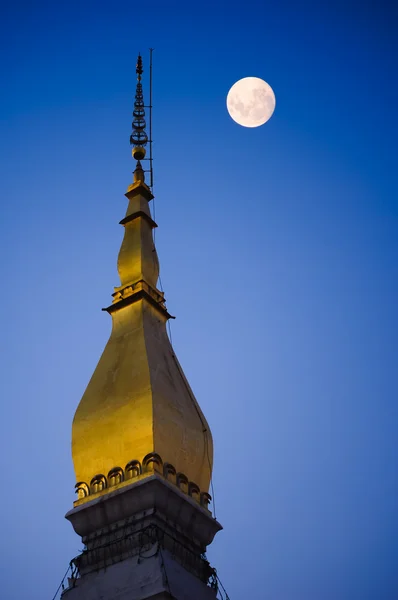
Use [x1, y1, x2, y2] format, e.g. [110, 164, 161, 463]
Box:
[1, 1, 398, 599]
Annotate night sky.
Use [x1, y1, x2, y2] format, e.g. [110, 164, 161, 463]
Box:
[1, 1, 398, 598]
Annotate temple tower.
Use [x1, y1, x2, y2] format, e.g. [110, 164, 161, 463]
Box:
[62, 55, 222, 600]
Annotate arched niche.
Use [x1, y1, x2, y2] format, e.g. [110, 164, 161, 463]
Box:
[143, 452, 163, 473]
[176, 473, 188, 494]
[163, 462, 177, 485]
[90, 474, 107, 494]
[125, 460, 142, 479]
[108, 467, 124, 487]
[75, 481, 90, 500]
[188, 482, 201, 503]
[200, 492, 212, 510]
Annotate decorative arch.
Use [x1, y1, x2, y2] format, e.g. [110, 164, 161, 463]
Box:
[125, 460, 142, 479]
[90, 474, 107, 494]
[200, 492, 212, 510]
[188, 482, 200, 502]
[108, 467, 124, 487]
[75, 481, 90, 500]
[176, 472, 188, 493]
[143, 452, 163, 473]
[163, 462, 177, 484]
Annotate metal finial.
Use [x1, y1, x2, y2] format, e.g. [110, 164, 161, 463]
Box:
[130, 53, 148, 162]
[136, 54, 143, 78]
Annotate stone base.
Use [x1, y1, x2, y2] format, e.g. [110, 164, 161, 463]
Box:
[62, 475, 221, 600]
[62, 548, 218, 600]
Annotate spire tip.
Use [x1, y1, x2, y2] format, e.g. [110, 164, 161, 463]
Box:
[130, 53, 148, 173]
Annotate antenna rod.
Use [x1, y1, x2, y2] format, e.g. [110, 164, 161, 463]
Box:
[149, 48, 154, 189]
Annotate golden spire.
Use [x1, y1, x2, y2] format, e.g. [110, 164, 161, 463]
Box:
[71, 55, 213, 510]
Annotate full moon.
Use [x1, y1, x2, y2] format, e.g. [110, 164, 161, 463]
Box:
[226, 77, 276, 128]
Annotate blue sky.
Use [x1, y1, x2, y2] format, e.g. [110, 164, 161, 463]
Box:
[1, 1, 397, 598]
